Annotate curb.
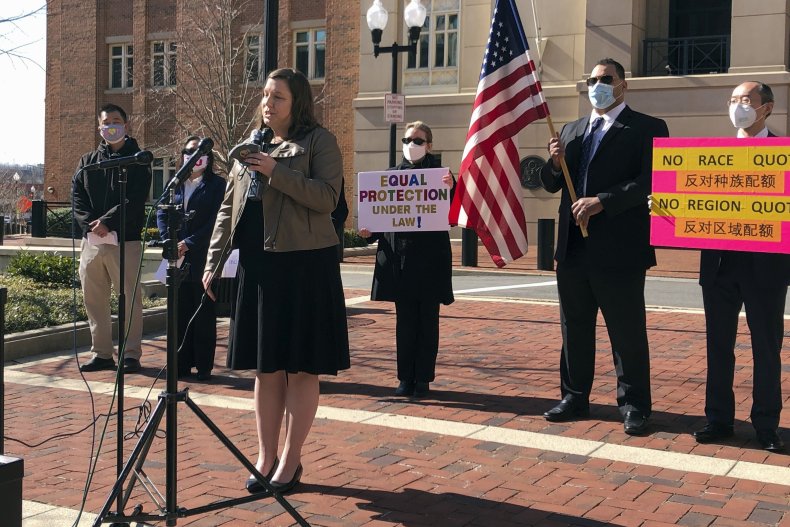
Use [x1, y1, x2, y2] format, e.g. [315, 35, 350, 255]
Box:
[4, 307, 167, 361]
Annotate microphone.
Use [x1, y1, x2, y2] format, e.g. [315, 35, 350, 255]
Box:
[247, 128, 273, 201]
[162, 137, 214, 195]
[84, 150, 153, 170]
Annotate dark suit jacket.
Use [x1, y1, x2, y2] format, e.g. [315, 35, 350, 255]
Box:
[540, 105, 669, 269]
[157, 171, 226, 281]
[699, 130, 790, 288]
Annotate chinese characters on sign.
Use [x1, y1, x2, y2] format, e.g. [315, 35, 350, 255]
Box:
[651, 137, 789, 254]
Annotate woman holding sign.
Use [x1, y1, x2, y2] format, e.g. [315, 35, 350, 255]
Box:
[203, 68, 349, 494]
[359, 121, 455, 398]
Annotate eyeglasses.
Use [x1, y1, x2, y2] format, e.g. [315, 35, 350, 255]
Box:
[401, 137, 427, 146]
[182, 148, 196, 155]
[727, 96, 752, 106]
[586, 75, 615, 87]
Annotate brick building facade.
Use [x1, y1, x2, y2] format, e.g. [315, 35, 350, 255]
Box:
[45, 0, 358, 226]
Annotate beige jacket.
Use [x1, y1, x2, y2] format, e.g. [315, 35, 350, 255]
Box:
[204, 126, 343, 276]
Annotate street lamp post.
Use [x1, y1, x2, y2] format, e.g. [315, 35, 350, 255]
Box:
[366, 0, 427, 168]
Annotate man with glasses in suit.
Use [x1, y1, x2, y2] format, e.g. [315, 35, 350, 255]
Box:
[540, 58, 669, 435]
[693, 81, 789, 452]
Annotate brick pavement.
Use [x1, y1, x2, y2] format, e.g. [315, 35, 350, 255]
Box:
[5, 282, 789, 526]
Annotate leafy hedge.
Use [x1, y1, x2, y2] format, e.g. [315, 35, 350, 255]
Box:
[2, 250, 165, 333]
[5, 250, 76, 287]
[343, 229, 369, 248]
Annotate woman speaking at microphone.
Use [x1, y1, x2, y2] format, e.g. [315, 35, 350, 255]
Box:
[203, 68, 349, 495]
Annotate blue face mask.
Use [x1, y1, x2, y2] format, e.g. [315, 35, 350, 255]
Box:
[588, 82, 620, 109]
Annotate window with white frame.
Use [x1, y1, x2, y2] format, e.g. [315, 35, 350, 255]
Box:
[294, 29, 326, 80]
[152, 41, 177, 87]
[246, 35, 262, 82]
[109, 43, 133, 89]
[405, 0, 459, 88]
[151, 157, 176, 199]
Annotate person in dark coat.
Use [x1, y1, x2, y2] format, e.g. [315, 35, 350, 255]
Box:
[73, 103, 152, 374]
[157, 136, 225, 381]
[359, 121, 454, 398]
[693, 81, 789, 452]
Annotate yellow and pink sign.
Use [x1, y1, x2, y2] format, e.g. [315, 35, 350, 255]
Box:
[651, 137, 790, 254]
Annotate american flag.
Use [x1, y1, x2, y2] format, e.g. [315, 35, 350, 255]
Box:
[448, 0, 549, 267]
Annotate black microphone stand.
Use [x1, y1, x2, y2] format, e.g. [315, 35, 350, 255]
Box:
[92, 185, 309, 527]
[116, 164, 129, 525]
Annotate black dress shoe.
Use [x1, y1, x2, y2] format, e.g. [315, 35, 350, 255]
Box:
[756, 429, 785, 452]
[543, 397, 590, 422]
[413, 382, 430, 398]
[270, 464, 303, 495]
[246, 458, 279, 494]
[623, 410, 649, 436]
[196, 371, 212, 381]
[693, 423, 734, 444]
[123, 358, 141, 374]
[395, 381, 415, 396]
[79, 356, 116, 372]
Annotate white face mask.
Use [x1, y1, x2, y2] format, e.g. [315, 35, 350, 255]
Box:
[588, 82, 620, 110]
[729, 103, 758, 129]
[402, 143, 427, 163]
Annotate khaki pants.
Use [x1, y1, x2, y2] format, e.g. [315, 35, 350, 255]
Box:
[79, 239, 144, 361]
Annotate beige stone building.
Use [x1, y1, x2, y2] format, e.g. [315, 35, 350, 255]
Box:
[354, 0, 790, 240]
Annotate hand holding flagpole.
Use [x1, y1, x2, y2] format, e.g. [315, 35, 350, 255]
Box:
[545, 117, 588, 238]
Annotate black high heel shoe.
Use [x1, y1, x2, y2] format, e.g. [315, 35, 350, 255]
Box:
[269, 464, 303, 495]
[245, 457, 279, 494]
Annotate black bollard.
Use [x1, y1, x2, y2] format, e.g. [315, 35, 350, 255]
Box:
[31, 200, 46, 238]
[0, 288, 23, 527]
[537, 218, 555, 271]
[461, 227, 478, 267]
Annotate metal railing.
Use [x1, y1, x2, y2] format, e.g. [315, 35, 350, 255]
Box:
[643, 35, 730, 76]
[31, 200, 75, 238]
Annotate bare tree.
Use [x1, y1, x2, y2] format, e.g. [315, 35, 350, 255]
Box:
[149, 0, 262, 174]
[0, 4, 46, 69]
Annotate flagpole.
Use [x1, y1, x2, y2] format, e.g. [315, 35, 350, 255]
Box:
[545, 116, 589, 238]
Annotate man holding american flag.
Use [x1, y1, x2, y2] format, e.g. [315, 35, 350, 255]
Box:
[539, 58, 668, 436]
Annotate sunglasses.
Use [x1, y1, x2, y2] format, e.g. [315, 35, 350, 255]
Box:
[401, 137, 427, 146]
[586, 75, 615, 87]
[182, 148, 196, 155]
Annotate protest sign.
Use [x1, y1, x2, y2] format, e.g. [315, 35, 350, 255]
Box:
[357, 167, 451, 232]
[651, 137, 789, 254]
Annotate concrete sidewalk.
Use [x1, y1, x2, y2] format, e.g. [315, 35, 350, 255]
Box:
[4, 286, 788, 526]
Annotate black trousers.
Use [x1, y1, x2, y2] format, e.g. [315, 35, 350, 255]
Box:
[556, 255, 652, 416]
[395, 300, 441, 383]
[177, 281, 217, 375]
[702, 255, 787, 431]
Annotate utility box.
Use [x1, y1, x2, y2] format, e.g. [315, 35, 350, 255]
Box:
[0, 455, 24, 527]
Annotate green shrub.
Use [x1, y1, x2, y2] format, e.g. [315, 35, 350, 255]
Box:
[6, 250, 76, 287]
[343, 229, 368, 248]
[0, 275, 165, 333]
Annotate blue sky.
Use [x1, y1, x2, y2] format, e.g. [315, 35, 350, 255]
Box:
[0, 3, 46, 165]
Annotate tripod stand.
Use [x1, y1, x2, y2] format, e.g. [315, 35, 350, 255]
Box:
[92, 189, 309, 527]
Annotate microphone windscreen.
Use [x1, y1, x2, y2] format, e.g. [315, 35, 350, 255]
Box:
[136, 150, 154, 164]
[197, 138, 214, 154]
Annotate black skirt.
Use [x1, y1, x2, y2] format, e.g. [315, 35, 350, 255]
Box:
[226, 201, 350, 375]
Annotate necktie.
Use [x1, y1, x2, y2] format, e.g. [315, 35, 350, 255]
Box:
[575, 117, 603, 195]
